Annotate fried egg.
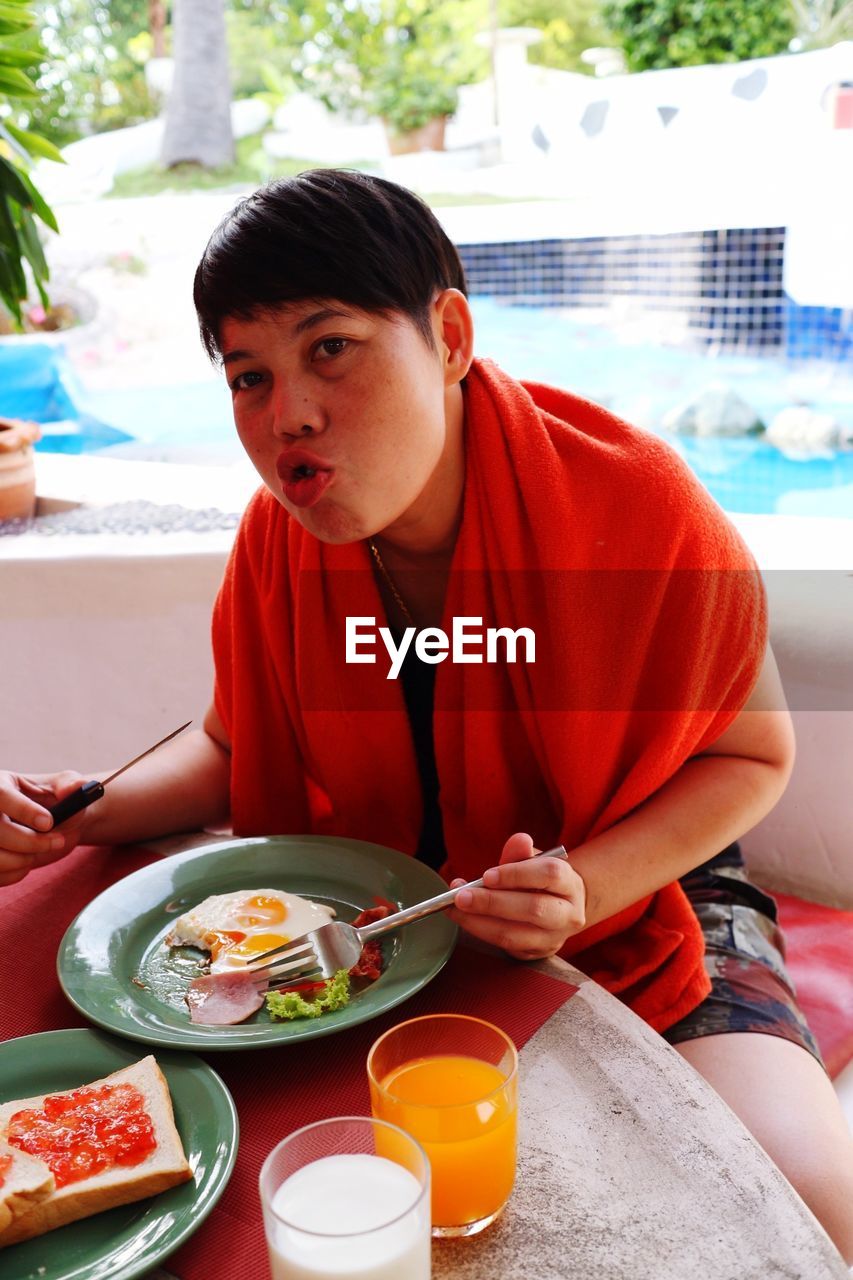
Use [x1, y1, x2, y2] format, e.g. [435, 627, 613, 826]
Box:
[166, 888, 335, 974]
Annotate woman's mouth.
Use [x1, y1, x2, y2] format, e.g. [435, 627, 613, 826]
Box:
[277, 458, 335, 509]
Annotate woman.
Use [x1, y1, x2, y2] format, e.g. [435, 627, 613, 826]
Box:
[1, 170, 851, 1258]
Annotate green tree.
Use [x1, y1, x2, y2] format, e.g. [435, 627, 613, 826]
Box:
[226, 4, 287, 99]
[0, 0, 61, 326]
[13, 1, 154, 147]
[160, 0, 234, 167]
[232, 0, 614, 88]
[788, 0, 853, 48]
[602, 0, 797, 70]
[261, 0, 487, 132]
[499, 0, 617, 73]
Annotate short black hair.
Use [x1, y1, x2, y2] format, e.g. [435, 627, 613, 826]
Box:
[193, 168, 468, 361]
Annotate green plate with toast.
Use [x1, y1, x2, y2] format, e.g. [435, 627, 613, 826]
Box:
[0, 1027, 237, 1280]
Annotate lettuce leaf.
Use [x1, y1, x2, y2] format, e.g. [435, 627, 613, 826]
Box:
[266, 968, 352, 1021]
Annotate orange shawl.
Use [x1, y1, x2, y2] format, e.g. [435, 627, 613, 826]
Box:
[212, 358, 767, 1031]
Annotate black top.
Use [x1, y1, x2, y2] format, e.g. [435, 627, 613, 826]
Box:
[395, 641, 447, 872]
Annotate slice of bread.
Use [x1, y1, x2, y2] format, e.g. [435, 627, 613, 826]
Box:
[0, 1055, 192, 1247]
[0, 1139, 55, 1235]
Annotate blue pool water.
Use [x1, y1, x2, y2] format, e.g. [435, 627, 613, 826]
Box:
[8, 301, 853, 517]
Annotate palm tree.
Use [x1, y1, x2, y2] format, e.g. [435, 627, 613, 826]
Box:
[149, 0, 167, 58]
[160, 0, 234, 169]
[788, 0, 853, 48]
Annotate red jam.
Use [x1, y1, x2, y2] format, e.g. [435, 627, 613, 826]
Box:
[0, 1152, 11, 1187]
[8, 1083, 157, 1189]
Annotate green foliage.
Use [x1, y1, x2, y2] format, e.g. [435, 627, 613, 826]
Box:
[232, 0, 613, 94]
[372, 70, 460, 136]
[258, 0, 487, 134]
[252, 61, 294, 117]
[3, 0, 619, 159]
[14, 1, 156, 147]
[602, 0, 797, 69]
[0, 0, 60, 326]
[227, 6, 291, 99]
[499, 0, 617, 73]
[788, 0, 853, 49]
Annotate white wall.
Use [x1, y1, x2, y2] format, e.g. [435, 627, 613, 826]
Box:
[0, 536, 229, 774]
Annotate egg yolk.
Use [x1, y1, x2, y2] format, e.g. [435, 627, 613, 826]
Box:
[234, 894, 288, 928]
[202, 930, 245, 961]
[223, 932, 289, 960]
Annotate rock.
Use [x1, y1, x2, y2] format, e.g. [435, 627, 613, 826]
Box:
[662, 384, 763, 437]
[272, 93, 331, 133]
[232, 98, 271, 137]
[607, 393, 656, 432]
[766, 406, 845, 451]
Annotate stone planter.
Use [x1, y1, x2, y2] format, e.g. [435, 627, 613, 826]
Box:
[385, 116, 447, 155]
[0, 418, 41, 521]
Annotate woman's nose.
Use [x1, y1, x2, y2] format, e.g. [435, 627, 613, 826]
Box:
[271, 389, 325, 439]
[280, 421, 320, 439]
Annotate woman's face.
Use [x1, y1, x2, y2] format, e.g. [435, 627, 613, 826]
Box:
[219, 292, 472, 550]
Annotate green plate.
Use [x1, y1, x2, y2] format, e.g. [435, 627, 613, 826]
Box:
[0, 1028, 237, 1280]
[57, 835, 457, 1051]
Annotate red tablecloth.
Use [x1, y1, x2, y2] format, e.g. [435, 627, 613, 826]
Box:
[0, 843, 161, 1043]
[0, 845, 579, 1279]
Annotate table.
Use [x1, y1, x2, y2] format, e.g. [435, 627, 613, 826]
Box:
[147, 937, 847, 1278]
[432, 957, 849, 1279]
[6, 831, 847, 1280]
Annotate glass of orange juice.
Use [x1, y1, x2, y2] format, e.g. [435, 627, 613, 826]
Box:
[367, 1014, 518, 1238]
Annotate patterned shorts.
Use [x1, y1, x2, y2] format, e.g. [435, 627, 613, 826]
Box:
[662, 843, 823, 1067]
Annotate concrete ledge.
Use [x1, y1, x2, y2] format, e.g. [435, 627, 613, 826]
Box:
[1, 546, 229, 771]
[1, 454, 252, 770]
[30, 451, 259, 513]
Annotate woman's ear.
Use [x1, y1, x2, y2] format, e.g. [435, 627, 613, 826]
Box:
[433, 289, 475, 386]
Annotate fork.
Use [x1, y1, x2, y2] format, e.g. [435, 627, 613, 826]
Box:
[248, 844, 569, 983]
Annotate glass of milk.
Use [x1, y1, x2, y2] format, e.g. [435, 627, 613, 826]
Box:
[259, 1115, 431, 1280]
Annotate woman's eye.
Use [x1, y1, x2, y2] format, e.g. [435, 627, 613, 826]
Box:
[315, 337, 349, 360]
[229, 371, 263, 392]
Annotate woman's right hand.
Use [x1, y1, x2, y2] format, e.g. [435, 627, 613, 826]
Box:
[0, 771, 91, 887]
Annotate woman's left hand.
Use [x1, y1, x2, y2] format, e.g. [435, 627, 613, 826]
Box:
[446, 832, 587, 961]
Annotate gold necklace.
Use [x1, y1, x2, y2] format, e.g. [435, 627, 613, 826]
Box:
[368, 539, 415, 627]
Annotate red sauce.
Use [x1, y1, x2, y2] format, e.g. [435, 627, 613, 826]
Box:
[350, 906, 389, 980]
[0, 1152, 12, 1188]
[8, 1083, 157, 1189]
[349, 938, 382, 980]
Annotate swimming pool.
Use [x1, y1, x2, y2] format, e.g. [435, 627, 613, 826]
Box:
[31, 299, 853, 518]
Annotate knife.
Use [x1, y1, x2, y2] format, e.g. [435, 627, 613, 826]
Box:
[47, 721, 192, 827]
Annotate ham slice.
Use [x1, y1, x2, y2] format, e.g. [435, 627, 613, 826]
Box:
[186, 970, 266, 1025]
